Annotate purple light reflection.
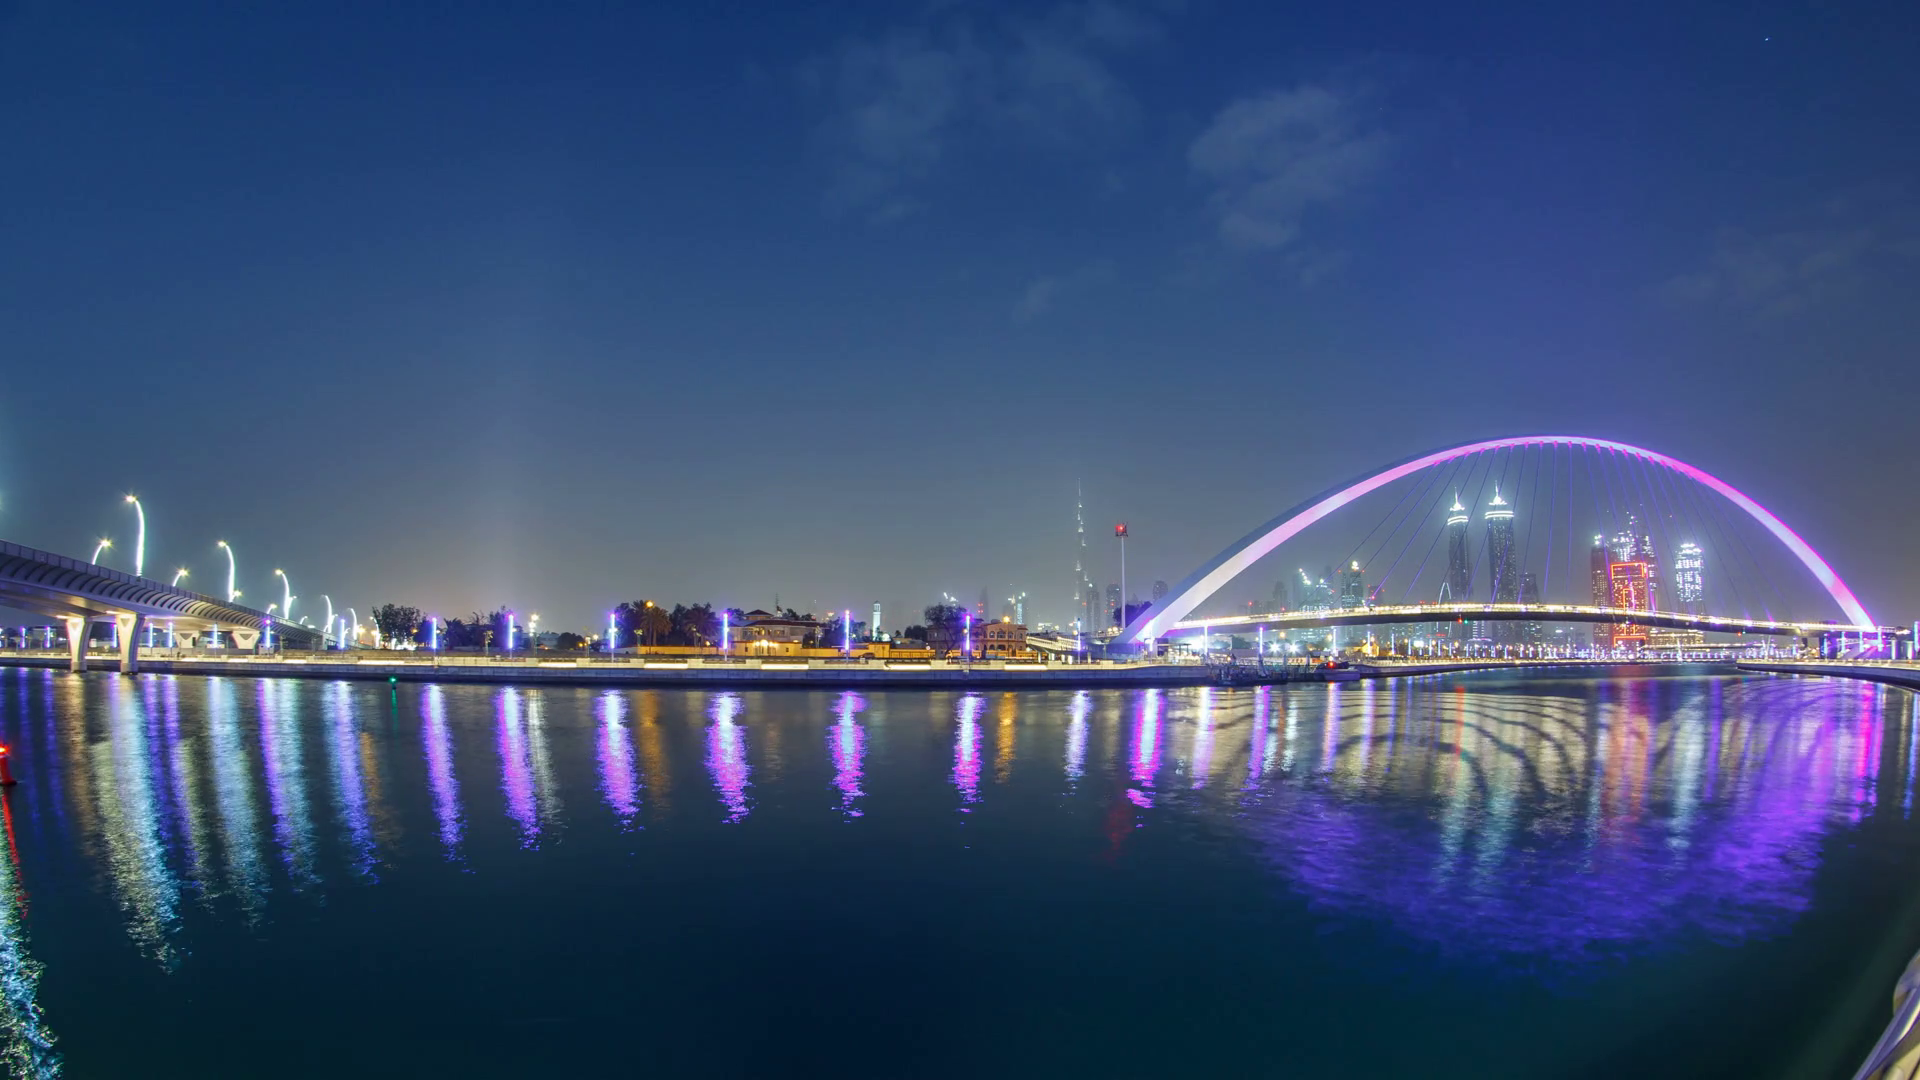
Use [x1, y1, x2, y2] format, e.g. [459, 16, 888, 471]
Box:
[1127, 689, 1163, 808]
[1065, 691, 1090, 786]
[828, 691, 867, 818]
[953, 695, 982, 809]
[497, 688, 540, 846]
[705, 693, 751, 823]
[421, 685, 462, 859]
[327, 683, 376, 877]
[598, 692, 641, 829]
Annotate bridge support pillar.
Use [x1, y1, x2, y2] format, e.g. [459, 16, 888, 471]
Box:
[63, 616, 89, 673]
[115, 614, 143, 675]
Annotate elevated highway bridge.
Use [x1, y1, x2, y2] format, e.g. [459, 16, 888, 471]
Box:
[0, 539, 323, 672]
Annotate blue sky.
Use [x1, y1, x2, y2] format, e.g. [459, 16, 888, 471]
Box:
[2, 0, 1917, 631]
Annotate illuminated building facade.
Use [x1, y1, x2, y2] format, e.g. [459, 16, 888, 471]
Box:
[1675, 542, 1704, 607]
[1337, 562, 1366, 608]
[1609, 561, 1651, 649]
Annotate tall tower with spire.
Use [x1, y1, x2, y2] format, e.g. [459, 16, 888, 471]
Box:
[1486, 485, 1519, 645]
[1444, 492, 1472, 604]
[1074, 480, 1094, 631]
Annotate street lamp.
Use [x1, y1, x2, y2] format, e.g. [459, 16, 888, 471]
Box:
[171, 568, 189, 587]
[217, 541, 237, 602]
[124, 495, 145, 578]
[274, 569, 292, 621]
[530, 613, 540, 650]
[91, 538, 113, 565]
[322, 596, 334, 646]
[1114, 523, 1129, 648]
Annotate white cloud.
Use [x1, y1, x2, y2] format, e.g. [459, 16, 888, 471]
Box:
[806, 2, 1167, 219]
[1188, 84, 1391, 252]
[1013, 259, 1114, 322]
[1660, 190, 1920, 317]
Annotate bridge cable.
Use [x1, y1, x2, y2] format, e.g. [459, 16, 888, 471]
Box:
[1462, 449, 1506, 604]
[1673, 464, 1757, 622]
[1536, 441, 1551, 599]
[1709, 462, 1795, 622]
[1522, 441, 1545, 602]
[1341, 443, 1451, 576]
[1371, 451, 1472, 604]
[1395, 452, 1480, 606]
[1356, 445, 1458, 594]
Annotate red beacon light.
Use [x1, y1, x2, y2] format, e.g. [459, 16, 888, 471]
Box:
[0, 745, 15, 787]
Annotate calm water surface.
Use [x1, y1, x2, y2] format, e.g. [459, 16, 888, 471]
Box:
[0, 666, 1917, 1077]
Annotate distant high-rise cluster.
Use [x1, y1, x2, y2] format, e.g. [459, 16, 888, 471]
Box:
[1592, 512, 1661, 650]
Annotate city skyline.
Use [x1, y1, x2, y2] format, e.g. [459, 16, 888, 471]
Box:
[2, 2, 1917, 630]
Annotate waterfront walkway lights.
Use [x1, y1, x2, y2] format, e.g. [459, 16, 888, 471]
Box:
[124, 495, 145, 578]
[91, 538, 112, 565]
[274, 569, 292, 621]
[171, 568, 189, 587]
[217, 541, 237, 602]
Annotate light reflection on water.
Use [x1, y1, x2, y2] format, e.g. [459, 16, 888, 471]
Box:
[0, 668, 1913, 1076]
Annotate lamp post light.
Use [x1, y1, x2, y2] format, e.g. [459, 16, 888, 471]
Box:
[843, 609, 852, 655]
[428, 616, 439, 652]
[322, 596, 334, 647]
[171, 568, 189, 587]
[607, 611, 619, 654]
[123, 495, 146, 578]
[530, 613, 540, 650]
[347, 609, 357, 649]
[274, 569, 292, 622]
[91, 538, 112, 565]
[1114, 523, 1129, 651]
[217, 541, 237, 601]
[506, 612, 516, 653]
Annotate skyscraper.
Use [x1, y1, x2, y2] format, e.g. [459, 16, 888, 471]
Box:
[1675, 541, 1704, 606]
[1444, 493, 1471, 603]
[1485, 486, 1518, 644]
[1518, 571, 1543, 645]
[1591, 535, 1614, 650]
[1105, 584, 1120, 627]
[1337, 561, 1366, 608]
[1074, 481, 1093, 630]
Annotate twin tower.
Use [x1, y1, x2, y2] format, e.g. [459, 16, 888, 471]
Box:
[1443, 487, 1522, 611]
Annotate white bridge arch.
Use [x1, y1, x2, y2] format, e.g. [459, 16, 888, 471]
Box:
[1116, 435, 1874, 645]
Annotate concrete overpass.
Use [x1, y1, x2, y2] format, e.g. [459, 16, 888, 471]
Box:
[0, 539, 324, 672]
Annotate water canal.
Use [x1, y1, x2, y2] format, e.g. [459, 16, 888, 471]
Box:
[0, 666, 1915, 1077]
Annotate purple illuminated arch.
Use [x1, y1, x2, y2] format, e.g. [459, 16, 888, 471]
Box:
[1118, 435, 1874, 644]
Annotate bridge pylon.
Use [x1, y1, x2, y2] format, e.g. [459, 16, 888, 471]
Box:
[115, 613, 143, 674]
[62, 616, 88, 673]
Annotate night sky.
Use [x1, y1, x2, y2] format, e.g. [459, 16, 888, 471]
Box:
[3, 1, 1917, 633]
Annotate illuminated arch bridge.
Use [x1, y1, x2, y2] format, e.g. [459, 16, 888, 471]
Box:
[1117, 435, 1890, 647]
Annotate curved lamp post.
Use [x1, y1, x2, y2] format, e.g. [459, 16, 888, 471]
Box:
[273, 569, 292, 622]
[91, 538, 112, 565]
[171, 568, 189, 587]
[124, 495, 145, 578]
[216, 541, 237, 602]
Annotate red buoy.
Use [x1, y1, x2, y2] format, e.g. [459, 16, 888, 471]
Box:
[0, 746, 18, 787]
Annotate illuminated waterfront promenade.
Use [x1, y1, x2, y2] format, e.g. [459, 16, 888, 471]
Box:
[0, 648, 1713, 689]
